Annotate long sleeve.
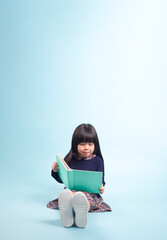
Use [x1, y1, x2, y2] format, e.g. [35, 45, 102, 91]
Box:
[51, 170, 63, 183]
[96, 157, 106, 186]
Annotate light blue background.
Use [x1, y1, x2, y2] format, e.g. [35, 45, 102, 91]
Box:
[0, 0, 167, 239]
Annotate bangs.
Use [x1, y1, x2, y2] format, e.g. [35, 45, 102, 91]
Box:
[78, 135, 95, 144]
[76, 129, 95, 144]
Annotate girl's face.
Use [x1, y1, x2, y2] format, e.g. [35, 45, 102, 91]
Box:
[77, 142, 95, 158]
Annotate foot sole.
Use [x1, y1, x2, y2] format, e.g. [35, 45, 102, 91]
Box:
[72, 192, 88, 228]
[58, 189, 74, 227]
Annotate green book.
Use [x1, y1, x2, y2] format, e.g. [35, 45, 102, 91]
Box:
[56, 154, 102, 193]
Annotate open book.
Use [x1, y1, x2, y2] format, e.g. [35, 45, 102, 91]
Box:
[56, 154, 103, 193]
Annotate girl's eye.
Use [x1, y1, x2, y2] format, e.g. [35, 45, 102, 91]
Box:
[79, 143, 94, 146]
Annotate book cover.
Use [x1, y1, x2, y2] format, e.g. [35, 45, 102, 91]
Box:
[56, 154, 102, 193]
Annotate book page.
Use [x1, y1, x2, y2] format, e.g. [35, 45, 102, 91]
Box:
[57, 154, 71, 171]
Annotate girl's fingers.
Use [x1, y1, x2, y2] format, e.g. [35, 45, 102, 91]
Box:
[99, 186, 105, 194]
[52, 162, 58, 168]
[52, 162, 59, 172]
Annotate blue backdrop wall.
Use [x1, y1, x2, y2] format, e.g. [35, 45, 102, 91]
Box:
[0, 1, 167, 239]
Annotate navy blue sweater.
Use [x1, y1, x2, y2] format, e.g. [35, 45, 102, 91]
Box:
[51, 155, 105, 191]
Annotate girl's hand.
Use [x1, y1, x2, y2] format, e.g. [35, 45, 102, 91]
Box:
[52, 161, 59, 173]
[99, 184, 105, 194]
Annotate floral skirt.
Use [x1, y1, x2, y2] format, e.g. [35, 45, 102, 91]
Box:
[47, 191, 112, 213]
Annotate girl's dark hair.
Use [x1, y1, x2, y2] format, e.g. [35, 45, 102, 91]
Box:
[64, 123, 104, 166]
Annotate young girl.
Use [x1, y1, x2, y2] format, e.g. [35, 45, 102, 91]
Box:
[47, 123, 111, 228]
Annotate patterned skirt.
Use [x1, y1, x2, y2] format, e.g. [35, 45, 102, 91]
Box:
[47, 191, 112, 213]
